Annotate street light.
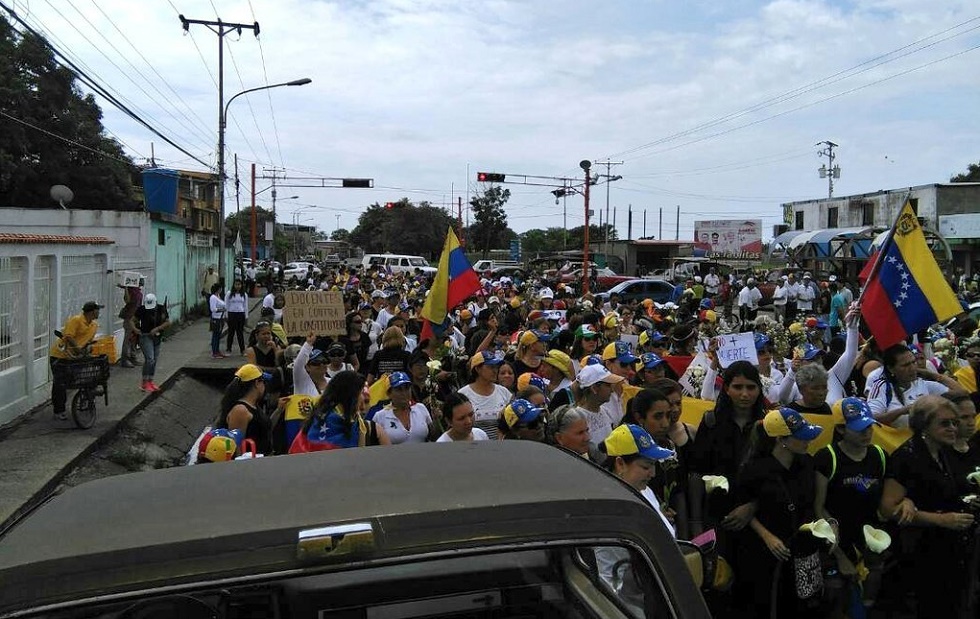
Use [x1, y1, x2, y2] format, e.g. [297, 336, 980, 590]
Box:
[218, 77, 311, 282]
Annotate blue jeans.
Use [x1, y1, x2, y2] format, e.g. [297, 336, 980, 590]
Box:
[210, 319, 223, 354]
[139, 334, 160, 380]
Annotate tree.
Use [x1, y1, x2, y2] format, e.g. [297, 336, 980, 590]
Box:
[468, 185, 513, 258]
[331, 228, 351, 243]
[349, 199, 455, 258]
[0, 15, 139, 208]
[951, 161, 980, 183]
[224, 206, 288, 257]
[520, 224, 616, 255]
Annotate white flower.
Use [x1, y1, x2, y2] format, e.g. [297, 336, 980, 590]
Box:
[426, 359, 442, 373]
[799, 519, 836, 545]
[863, 525, 891, 553]
[702, 475, 729, 494]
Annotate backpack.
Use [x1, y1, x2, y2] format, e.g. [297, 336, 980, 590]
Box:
[823, 443, 886, 481]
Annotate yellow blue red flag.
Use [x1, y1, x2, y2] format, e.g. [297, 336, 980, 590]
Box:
[420, 227, 481, 330]
[860, 202, 961, 350]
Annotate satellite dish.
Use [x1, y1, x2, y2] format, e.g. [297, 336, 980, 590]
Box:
[50, 185, 74, 210]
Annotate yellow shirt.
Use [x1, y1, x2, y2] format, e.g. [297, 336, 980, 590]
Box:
[50, 314, 98, 359]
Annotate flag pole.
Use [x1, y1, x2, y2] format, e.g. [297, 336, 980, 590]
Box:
[856, 194, 911, 306]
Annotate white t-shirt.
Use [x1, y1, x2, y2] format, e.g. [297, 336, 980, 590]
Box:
[377, 307, 398, 330]
[372, 403, 432, 444]
[704, 273, 721, 294]
[459, 383, 513, 440]
[578, 405, 615, 445]
[599, 392, 624, 432]
[436, 428, 490, 443]
[262, 293, 275, 309]
[738, 286, 762, 309]
[866, 374, 948, 429]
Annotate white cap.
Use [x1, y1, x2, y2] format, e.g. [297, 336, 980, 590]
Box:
[829, 274, 838, 282]
[694, 276, 702, 283]
[489, 296, 500, 304]
[143, 293, 157, 309]
[538, 287, 554, 299]
[371, 289, 385, 299]
[577, 364, 625, 388]
[803, 272, 812, 278]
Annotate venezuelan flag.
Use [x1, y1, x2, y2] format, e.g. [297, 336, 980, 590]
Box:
[420, 227, 481, 335]
[861, 202, 961, 350]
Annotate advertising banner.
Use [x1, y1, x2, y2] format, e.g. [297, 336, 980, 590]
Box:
[694, 219, 763, 260]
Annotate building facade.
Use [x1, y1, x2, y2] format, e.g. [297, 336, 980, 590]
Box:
[782, 183, 980, 276]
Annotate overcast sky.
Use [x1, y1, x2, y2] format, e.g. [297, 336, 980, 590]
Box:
[10, 0, 980, 241]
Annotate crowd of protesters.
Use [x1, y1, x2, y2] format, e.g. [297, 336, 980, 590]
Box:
[179, 256, 980, 618]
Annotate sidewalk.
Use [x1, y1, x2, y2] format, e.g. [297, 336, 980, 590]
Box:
[0, 298, 265, 531]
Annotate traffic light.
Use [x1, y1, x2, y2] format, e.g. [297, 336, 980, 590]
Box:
[342, 178, 373, 188]
[476, 172, 505, 183]
[384, 202, 396, 209]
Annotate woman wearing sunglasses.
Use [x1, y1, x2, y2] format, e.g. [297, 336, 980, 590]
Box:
[293, 332, 330, 397]
[496, 399, 546, 442]
[954, 336, 980, 410]
[879, 395, 977, 619]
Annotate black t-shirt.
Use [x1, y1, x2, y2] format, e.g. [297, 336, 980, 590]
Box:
[736, 455, 816, 543]
[814, 443, 887, 554]
[340, 334, 368, 371]
[886, 435, 962, 514]
[369, 347, 411, 378]
[786, 401, 833, 415]
[133, 305, 169, 335]
[947, 444, 980, 495]
[511, 358, 541, 380]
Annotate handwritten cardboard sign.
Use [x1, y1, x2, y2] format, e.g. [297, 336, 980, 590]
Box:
[118, 271, 142, 287]
[712, 332, 759, 368]
[282, 290, 346, 336]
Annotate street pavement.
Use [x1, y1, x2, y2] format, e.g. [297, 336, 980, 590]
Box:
[0, 298, 264, 531]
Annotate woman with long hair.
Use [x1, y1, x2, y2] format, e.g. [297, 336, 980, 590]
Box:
[245, 321, 281, 374]
[366, 326, 412, 384]
[690, 360, 768, 536]
[570, 324, 601, 373]
[496, 361, 516, 392]
[208, 282, 227, 359]
[511, 330, 548, 378]
[289, 370, 389, 452]
[216, 364, 273, 455]
[224, 278, 248, 356]
[339, 311, 367, 372]
[293, 332, 329, 397]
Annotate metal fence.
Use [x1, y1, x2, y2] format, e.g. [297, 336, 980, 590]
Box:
[59, 255, 107, 328]
[33, 256, 53, 361]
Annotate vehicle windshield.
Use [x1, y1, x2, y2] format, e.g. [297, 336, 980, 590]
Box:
[28, 544, 672, 619]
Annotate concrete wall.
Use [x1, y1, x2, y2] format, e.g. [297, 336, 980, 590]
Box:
[150, 221, 188, 321]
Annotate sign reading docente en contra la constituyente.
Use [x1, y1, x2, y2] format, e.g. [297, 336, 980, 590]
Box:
[282, 290, 346, 336]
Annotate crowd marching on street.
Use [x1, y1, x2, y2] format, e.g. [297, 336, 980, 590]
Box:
[50, 232, 980, 618]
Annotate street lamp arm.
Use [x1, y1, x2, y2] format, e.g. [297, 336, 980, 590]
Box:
[222, 78, 312, 128]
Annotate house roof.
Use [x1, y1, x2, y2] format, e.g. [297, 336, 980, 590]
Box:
[0, 233, 114, 245]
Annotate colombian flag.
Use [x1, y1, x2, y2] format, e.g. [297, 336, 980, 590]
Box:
[860, 203, 961, 350]
[420, 227, 481, 339]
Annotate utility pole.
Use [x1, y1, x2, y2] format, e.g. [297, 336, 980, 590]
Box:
[250, 164, 257, 262]
[581, 160, 592, 296]
[595, 160, 623, 264]
[817, 140, 841, 198]
[179, 14, 259, 285]
[675, 205, 680, 241]
[659, 207, 663, 240]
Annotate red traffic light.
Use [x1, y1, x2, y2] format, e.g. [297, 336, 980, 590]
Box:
[477, 172, 505, 183]
[384, 202, 396, 209]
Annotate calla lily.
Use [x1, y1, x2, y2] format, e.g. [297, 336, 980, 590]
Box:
[966, 471, 980, 486]
[863, 525, 891, 554]
[426, 360, 442, 372]
[799, 519, 837, 545]
[702, 475, 729, 494]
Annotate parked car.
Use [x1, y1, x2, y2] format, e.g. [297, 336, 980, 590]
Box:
[283, 261, 322, 279]
[557, 267, 634, 291]
[0, 442, 710, 618]
[472, 259, 521, 275]
[595, 278, 676, 305]
[361, 253, 437, 275]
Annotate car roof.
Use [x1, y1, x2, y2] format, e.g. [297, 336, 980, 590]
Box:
[0, 442, 679, 614]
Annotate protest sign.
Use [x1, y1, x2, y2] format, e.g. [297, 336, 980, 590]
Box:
[619, 334, 640, 351]
[282, 290, 346, 336]
[678, 351, 712, 398]
[712, 332, 759, 368]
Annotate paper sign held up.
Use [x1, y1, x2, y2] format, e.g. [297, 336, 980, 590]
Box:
[282, 290, 346, 336]
[712, 332, 759, 368]
[118, 271, 142, 287]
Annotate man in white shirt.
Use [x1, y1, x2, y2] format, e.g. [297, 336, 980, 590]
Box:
[738, 278, 762, 327]
[703, 267, 721, 298]
[797, 272, 816, 313]
[376, 290, 401, 330]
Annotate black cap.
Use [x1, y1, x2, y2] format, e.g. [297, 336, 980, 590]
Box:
[82, 301, 104, 313]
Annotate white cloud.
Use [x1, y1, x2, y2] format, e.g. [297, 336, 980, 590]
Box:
[8, 0, 979, 238]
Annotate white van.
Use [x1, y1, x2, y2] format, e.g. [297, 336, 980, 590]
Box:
[361, 254, 437, 275]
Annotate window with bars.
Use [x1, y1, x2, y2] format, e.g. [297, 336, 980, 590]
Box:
[0, 257, 27, 372]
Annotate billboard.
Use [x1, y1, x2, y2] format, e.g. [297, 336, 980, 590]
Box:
[694, 219, 763, 260]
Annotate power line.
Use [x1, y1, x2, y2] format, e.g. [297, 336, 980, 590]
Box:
[248, 0, 285, 168]
[0, 1, 210, 167]
[0, 109, 140, 166]
[42, 0, 214, 153]
[622, 41, 980, 162]
[89, 0, 215, 139]
[606, 15, 980, 161]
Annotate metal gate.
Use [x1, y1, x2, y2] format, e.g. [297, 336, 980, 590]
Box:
[0, 257, 27, 374]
